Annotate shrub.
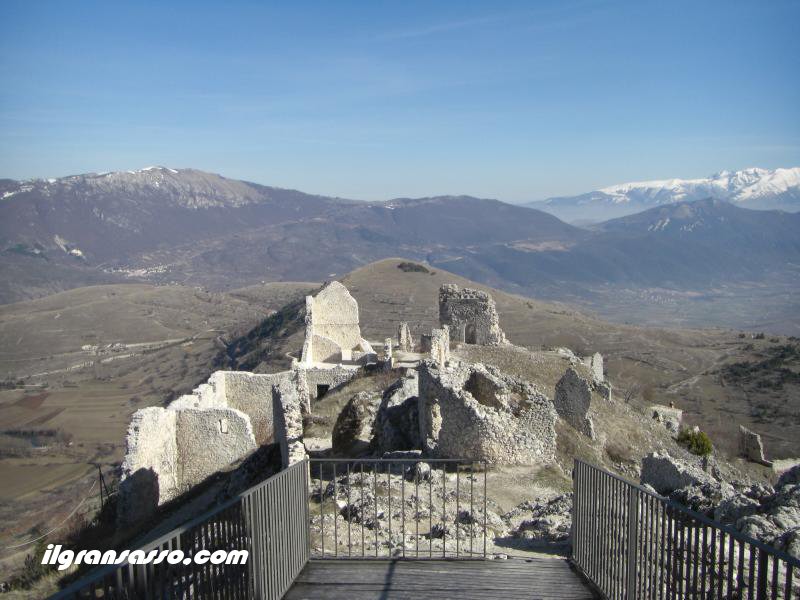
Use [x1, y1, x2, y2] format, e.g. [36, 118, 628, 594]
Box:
[676, 428, 713, 456]
[397, 262, 430, 274]
[8, 538, 53, 590]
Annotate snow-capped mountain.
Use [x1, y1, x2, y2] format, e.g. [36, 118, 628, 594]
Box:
[526, 167, 800, 223]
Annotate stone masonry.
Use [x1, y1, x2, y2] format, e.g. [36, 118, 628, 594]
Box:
[429, 326, 450, 366]
[118, 369, 307, 526]
[553, 367, 595, 439]
[740, 426, 772, 466]
[418, 360, 556, 464]
[118, 405, 256, 527]
[586, 352, 604, 383]
[438, 284, 506, 345]
[398, 322, 414, 352]
[300, 281, 374, 364]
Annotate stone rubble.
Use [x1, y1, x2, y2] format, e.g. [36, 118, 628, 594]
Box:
[641, 455, 800, 560]
[650, 405, 683, 433]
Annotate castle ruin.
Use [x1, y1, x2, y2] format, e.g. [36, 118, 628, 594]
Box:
[418, 360, 556, 464]
[438, 284, 506, 345]
[119, 282, 375, 526]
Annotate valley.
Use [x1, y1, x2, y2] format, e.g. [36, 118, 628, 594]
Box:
[1, 169, 799, 335]
[0, 259, 798, 593]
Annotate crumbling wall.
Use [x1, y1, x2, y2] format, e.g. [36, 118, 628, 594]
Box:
[302, 364, 361, 398]
[118, 405, 257, 527]
[175, 408, 257, 491]
[118, 368, 309, 526]
[300, 281, 373, 364]
[118, 408, 178, 525]
[398, 322, 414, 352]
[418, 361, 556, 464]
[740, 426, 772, 466]
[373, 371, 420, 454]
[438, 284, 506, 345]
[273, 376, 307, 467]
[586, 352, 604, 383]
[167, 370, 307, 446]
[553, 368, 595, 439]
[430, 326, 450, 366]
[222, 370, 309, 443]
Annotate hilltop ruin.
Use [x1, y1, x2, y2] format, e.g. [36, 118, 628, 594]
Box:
[439, 284, 506, 345]
[118, 280, 613, 526]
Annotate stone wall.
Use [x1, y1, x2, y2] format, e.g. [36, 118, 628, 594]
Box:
[272, 376, 306, 467]
[430, 326, 450, 366]
[553, 368, 595, 439]
[118, 368, 309, 526]
[398, 322, 413, 352]
[118, 404, 257, 527]
[418, 361, 556, 464]
[300, 281, 373, 364]
[586, 352, 604, 383]
[118, 407, 178, 525]
[438, 284, 506, 345]
[302, 364, 361, 398]
[174, 408, 257, 492]
[740, 426, 772, 466]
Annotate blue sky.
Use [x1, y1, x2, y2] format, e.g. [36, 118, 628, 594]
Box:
[1, 0, 798, 201]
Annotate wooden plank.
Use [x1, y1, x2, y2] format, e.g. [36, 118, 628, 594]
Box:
[284, 559, 598, 600]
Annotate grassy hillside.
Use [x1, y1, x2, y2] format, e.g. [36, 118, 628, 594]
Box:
[338, 259, 800, 461]
[0, 281, 316, 577]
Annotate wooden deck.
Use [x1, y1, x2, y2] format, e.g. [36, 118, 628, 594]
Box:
[284, 558, 597, 600]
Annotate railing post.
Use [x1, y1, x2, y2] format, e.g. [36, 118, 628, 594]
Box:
[757, 548, 769, 600]
[570, 465, 576, 561]
[626, 485, 639, 599]
[304, 459, 311, 560]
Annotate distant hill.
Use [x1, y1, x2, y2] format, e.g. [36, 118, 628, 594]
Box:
[1, 168, 799, 333]
[526, 167, 800, 222]
[0, 168, 583, 302]
[491, 198, 800, 288]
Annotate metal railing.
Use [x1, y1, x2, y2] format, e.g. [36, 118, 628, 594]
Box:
[309, 458, 488, 559]
[51, 460, 310, 600]
[572, 458, 800, 600]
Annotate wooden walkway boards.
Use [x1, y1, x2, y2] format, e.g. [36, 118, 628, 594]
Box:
[284, 558, 597, 600]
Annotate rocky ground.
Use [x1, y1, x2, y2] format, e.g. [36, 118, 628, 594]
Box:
[308, 460, 574, 559]
[641, 453, 800, 560]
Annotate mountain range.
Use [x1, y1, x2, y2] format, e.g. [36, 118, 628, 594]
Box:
[526, 167, 800, 223]
[1, 167, 798, 332]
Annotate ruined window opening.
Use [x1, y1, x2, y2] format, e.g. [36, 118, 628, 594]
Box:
[463, 371, 504, 410]
[218, 418, 229, 434]
[316, 384, 330, 399]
